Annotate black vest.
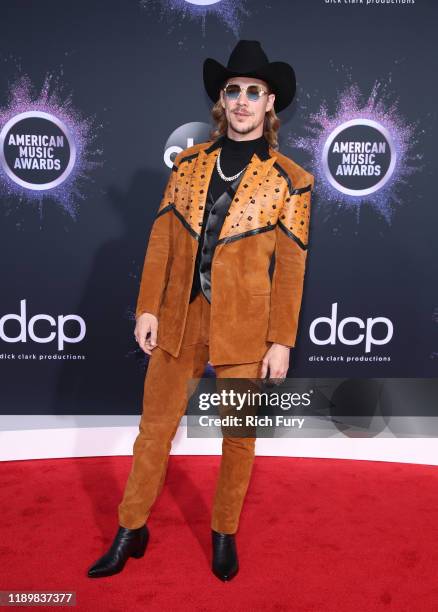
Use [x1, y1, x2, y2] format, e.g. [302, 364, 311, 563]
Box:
[189, 174, 244, 303]
[189, 134, 268, 303]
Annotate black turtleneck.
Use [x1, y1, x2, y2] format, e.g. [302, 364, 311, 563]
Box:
[208, 133, 267, 202]
[189, 133, 269, 303]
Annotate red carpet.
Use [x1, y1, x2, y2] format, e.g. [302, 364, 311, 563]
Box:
[1, 454, 438, 611]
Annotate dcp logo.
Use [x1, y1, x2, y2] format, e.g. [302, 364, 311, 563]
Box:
[309, 302, 393, 353]
[0, 299, 86, 351]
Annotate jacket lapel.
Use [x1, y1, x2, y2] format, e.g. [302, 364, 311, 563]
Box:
[188, 147, 219, 239]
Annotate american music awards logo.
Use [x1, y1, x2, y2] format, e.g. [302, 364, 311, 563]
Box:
[0, 74, 101, 219]
[295, 81, 422, 223]
[139, 0, 249, 37]
[0, 111, 76, 191]
[322, 118, 396, 197]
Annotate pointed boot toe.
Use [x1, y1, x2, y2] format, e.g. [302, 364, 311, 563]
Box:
[211, 529, 239, 582]
[87, 524, 149, 578]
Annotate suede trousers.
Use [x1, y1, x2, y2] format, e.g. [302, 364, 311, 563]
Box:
[117, 291, 263, 534]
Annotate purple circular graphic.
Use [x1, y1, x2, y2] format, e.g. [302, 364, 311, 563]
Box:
[0, 110, 76, 191]
[322, 119, 396, 197]
[185, 0, 221, 4]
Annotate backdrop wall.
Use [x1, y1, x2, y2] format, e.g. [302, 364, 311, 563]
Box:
[1, 0, 436, 461]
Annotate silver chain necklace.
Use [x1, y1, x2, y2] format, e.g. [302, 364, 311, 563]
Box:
[216, 149, 248, 182]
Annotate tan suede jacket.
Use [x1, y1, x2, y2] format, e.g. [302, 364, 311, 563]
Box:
[135, 138, 314, 366]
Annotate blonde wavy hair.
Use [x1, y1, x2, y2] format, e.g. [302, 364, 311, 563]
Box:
[209, 82, 281, 150]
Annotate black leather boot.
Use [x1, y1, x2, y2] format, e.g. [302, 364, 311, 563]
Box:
[87, 524, 149, 578]
[211, 529, 239, 581]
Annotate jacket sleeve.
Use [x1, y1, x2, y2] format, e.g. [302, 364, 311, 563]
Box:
[135, 153, 182, 319]
[266, 173, 314, 347]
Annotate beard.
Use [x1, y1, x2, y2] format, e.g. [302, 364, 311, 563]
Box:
[229, 115, 259, 134]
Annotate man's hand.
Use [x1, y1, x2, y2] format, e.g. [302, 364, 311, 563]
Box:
[134, 313, 159, 355]
[260, 343, 290, 384]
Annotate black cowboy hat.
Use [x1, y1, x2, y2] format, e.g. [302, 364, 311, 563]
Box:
[203, 40, 296, 113]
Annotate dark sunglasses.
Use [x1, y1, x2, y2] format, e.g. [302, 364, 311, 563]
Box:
[222, 83, 269, 102]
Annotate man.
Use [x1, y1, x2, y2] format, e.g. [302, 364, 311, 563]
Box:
[87, 40, 314, 582]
